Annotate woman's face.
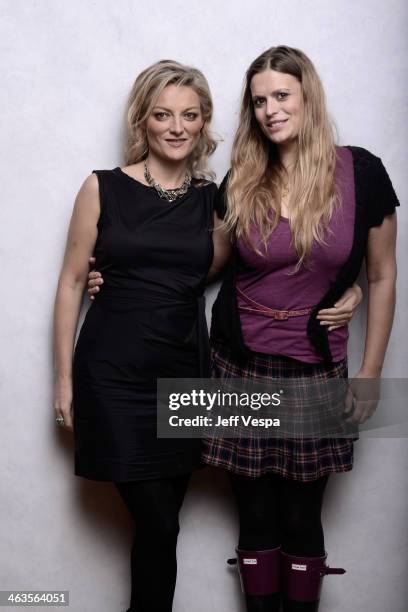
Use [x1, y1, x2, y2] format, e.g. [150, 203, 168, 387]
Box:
[145, 85, 204, 163]
[250, 70, 303, 148]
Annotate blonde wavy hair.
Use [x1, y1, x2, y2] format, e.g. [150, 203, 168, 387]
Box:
[125, 60, 217, 182]
[225, 46, 338, 268]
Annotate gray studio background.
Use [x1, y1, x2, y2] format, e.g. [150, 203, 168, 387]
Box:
[1, 1, 407, 611]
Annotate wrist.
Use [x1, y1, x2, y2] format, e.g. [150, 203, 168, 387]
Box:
[359, 363, 383, 378]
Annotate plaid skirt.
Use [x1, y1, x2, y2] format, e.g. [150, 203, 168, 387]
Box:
[201, 341, 354, 481]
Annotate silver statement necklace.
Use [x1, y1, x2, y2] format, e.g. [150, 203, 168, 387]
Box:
[144, 161, 192, 203]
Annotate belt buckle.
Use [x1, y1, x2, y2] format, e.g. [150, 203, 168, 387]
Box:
[274, 310, 289, 321]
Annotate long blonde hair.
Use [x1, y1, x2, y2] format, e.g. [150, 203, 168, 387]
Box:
[126, 60, 217, 181]
[225, 46, 338, 268]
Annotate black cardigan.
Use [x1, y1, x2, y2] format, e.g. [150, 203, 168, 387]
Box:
[210, 146, 400, 364]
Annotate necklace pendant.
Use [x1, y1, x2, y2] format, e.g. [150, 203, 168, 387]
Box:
[144, 161, 191, 203]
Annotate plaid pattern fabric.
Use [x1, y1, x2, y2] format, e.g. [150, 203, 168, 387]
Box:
[201, 342, 354, 481]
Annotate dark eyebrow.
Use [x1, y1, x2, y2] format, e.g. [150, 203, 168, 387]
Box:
[152, 106, 200, 112]
[251, 89, 291, 97]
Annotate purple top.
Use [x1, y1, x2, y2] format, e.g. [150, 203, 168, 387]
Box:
[236, 147, 355, 363]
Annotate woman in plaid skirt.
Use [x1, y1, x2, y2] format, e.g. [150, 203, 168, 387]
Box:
[203, 46, 399, 611]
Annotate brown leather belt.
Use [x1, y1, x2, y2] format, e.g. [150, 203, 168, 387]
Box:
[236, 286, 313, 321]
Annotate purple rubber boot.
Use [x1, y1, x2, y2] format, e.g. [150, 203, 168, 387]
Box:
[281, 551, 345, 611]
[228, 547, 281, 611]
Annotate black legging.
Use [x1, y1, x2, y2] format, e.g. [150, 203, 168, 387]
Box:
[229, 472, 329, 556]
[115, 473, 190, 612]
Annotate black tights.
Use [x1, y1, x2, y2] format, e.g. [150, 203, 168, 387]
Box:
[230, 473, 329, 611]
[115, 473, 190, 612]
[229, 472, 329, 556]
[115, 472, 327, 611]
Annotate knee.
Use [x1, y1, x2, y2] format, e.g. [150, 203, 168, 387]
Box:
[281, 507, 323, 555]
[239, 505, 280, 550]
[281, 506, 316, 539]
[281, 507, 310, 535]
[147, 515, 180, 545]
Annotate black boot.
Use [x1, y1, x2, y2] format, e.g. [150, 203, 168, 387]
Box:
[245, 593, 281, 611]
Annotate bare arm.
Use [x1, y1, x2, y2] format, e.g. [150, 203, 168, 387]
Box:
[345, 214, 397, 424]
[53, 174, 100, 430]
[360, 214, 397, 376]
[206, 212, 232, 283]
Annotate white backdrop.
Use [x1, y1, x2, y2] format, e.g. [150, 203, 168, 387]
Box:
[1, 1, 407, 611]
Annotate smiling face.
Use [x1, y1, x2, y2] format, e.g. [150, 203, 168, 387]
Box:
[145, 84, 204, 163]
[250, 69, 303, 149]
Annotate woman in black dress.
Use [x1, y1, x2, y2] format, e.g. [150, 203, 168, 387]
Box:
[53, 60, 224, 612]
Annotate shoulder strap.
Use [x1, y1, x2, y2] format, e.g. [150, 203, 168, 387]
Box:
[92, 169, 120, 227]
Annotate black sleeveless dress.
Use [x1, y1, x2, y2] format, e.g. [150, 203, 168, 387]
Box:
[73, 168, 217, 482]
